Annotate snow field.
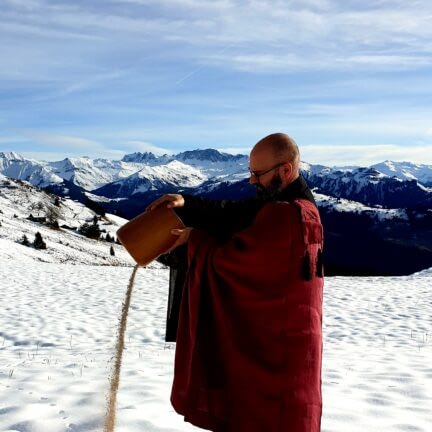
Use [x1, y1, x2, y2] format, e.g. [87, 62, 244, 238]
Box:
[0, 259, 431, 432]
[321, 275, 432, 432]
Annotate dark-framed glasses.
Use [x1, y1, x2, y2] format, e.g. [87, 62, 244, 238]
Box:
[248, 162, 287, 181]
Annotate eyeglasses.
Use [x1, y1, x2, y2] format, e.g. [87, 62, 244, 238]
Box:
[248, 162, 287, 181]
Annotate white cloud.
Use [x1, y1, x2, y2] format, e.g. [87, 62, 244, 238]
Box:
[19, 149, 127, 161]
[0, 135, 28, 145]
[3, 0, 432, 78]
[20, 131, 104, 151]
[301, 144, 432, 166]
[18, 151, 76, 162]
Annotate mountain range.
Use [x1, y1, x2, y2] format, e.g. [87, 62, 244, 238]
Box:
[1, 149, 431, 275]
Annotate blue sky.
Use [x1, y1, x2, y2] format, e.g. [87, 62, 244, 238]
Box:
[1, 0, 432, 166]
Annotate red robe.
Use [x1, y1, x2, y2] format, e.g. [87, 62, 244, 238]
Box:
[171, 199, 324, 432]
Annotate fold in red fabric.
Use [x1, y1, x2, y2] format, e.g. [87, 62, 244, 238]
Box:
[171, 199, 324, 432]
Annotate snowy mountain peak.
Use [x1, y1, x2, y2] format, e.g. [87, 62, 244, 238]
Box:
[131, 160, 205, 184]
[0, 151, 25, 161]
[371, 160, 432, 186]
[175, 149, 242, 163]
[380, 160, 398, 172]
[300, 161, 331, 176]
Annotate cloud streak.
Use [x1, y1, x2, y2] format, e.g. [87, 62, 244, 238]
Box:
[3, 1, 432, 76]
[301, 144, 432, 166]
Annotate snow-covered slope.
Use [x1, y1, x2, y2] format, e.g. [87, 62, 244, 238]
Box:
[0, 152, 63, 188]
[47, 157, 144, 191]
[313, 191, 408, 222]
[93, 161, 206, 198]
[0, 258, 430, 431]
[0, 175, 133, 266]
[371, 160, 432, 186]
[303, 166, 432, 209]
[412, 266, 432, 277]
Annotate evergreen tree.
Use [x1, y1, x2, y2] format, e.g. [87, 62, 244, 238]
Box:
[106, 233, 112, 242]
[110, 245, 115, 256]
[79, 216, 101, 240]
[21, 234, 30, 246]
[33, 231, 47, 250]
[79, 222, 91, 236]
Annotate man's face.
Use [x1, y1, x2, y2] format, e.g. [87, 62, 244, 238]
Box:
[255, 171, 283, 199]
[249, 147, 284, 199]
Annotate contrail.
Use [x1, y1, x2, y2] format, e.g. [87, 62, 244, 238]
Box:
[174, 42, 236, 86]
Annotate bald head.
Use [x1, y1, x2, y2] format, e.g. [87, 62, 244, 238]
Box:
[248, 133, 300, 191]
[252, 133, 300, 168]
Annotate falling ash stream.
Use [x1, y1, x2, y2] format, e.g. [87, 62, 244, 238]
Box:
[104, 264, 140, 432]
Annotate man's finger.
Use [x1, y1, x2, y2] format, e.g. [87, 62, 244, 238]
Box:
[146, 196, 171, 212]
[171, 229, 184, 235]
[145, 198, 162, 212]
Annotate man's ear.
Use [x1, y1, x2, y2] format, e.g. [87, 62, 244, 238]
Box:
[282, 162, 292, 180]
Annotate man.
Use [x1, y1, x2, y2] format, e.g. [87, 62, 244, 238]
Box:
[149, 133, 324, 431]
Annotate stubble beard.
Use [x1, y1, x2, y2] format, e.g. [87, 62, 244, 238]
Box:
[255, 173, 283, 200]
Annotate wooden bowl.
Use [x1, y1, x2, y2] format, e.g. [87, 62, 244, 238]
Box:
[116, 205, 185, 266]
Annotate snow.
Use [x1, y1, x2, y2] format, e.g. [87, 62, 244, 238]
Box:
[1, 151, 248, 194]
[0, 158, 64, 189]
[372, 161, 432, 186]
[313, 191, 408, 221]
[0, 256, 431, 431]
[134, 161, 206, 187]
[0, 176, 133, 266]
[300, 161, 332, 176]
[0, 152, 26, 161]
[411, 267, 432, 277]
[47, 158, 133, 191]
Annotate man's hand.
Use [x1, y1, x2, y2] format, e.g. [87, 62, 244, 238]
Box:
[168, 227, 193, 252]
[146, 194, 185, 212]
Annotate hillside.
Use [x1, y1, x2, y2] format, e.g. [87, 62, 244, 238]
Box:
[0, 174, 133, 266]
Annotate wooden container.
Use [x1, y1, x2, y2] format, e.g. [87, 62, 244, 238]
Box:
[116, 205, 186, 266]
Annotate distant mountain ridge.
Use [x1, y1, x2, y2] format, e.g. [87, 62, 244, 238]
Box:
[1, 149, 431, 196]
[1, 150, 431, 276]
[371, 160, 432, 185]
[1, 148, 431, 215]
[302, 165, 432, 210]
